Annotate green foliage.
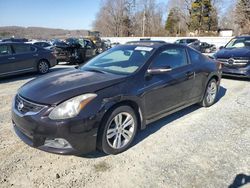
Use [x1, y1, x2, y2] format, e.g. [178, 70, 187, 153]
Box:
[165, 8, 182, 36]
[189, 0, 218, 33]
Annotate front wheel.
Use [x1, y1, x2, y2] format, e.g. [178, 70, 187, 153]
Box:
[98, 106, 138, 154]
[200, 79, 218, 107]
[38, 60, 49, 74]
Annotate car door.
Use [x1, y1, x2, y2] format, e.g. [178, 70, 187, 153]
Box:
[11, 43, 38, 72]
[0, 44, 15, 76]
[187, 48, 208, 99]
[143, 46, 196, 119]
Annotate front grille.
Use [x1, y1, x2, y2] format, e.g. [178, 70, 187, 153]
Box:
[15, 95, 46, 114]
[217, 58, 250, 67]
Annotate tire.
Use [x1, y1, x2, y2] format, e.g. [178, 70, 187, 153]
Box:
[98, 106, 138, 155]
[200, 79, 218, 107]
[38, 60, 50, 74]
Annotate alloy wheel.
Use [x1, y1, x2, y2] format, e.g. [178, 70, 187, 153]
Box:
[206, 81, 217, 104]
[39, 61, 49, 74]
[106, 112, 135, 149]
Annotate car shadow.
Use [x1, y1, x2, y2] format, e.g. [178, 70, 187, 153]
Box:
[228, 173, 250, 188]
[81, 86, 227, 159]
[216, 85, 227, 103]
[0, 65, 75, 84]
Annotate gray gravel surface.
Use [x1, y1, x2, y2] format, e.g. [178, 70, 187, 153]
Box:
[0, 66, 249, 188]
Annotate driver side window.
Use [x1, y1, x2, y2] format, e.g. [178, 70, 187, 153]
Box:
[151, 48, 188, 69]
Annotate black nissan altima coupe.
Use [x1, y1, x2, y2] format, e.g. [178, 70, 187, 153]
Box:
[12, 42, 222, 155]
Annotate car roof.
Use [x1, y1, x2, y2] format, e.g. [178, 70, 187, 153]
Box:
[126, 40, 167, 45]
[0, 41, 31, 45]
[29, 41, 49, 43]
[235, 35, 250, 39]
[123, 42, 187, 49]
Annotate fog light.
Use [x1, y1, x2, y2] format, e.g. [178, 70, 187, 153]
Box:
[44, 138, 72, 149]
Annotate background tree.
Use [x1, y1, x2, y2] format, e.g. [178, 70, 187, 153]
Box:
[189, 0, 218, 34]
[165, 8, 182, 36]
[235, 0, 250, 34]
[167, 0, 221, 36]
[93, 0, 165, 37]
[93, 0, 133, 37]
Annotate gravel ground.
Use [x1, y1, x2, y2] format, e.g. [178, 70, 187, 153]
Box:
[0, 66, 249, 188]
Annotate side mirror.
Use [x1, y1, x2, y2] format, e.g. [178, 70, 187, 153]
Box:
[219, 46, 224, 50]
[147, 67, 172, 75]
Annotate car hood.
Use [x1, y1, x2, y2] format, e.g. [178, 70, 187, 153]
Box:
[19, 69, 126, 105]
[215, 47, 250, 58]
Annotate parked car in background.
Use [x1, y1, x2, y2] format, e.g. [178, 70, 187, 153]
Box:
[1, 38, 28, 43]
[102, 39, 111, 49]
[85, 35, 102, 53]
[0, 42, 57, 77]
[53, 38, 97, 64]
[12, 42, 221, 155]
[27, 41, 54, 50]
[174, 38, 199, 45]
[175, 38, 201, 51]
[214, 35, 250, 78]
[175, 39, 217, 54]
[98, 40, 111, 53]
[199, 42, 217, 53]
[51, 39, 68, 47]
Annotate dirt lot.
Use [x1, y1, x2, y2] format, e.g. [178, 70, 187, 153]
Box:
[0, 66, 249, 188]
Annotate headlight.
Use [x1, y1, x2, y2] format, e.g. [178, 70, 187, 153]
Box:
[49, 93, 97, 120]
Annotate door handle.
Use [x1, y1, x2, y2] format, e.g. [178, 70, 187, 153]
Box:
[33, 54, 38, 57]
[8, 57, 15, 60]
[186, 71, 195, 79]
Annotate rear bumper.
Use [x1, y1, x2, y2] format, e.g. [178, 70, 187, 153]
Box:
[50, 58, 57, 67]
[56, 55, 70, 62]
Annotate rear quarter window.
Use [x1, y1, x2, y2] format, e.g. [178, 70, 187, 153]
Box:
[188, 48, 203, 64]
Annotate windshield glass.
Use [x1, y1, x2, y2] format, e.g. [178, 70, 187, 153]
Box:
[80, 45, 154, 75]
[225, 37, 250, 48]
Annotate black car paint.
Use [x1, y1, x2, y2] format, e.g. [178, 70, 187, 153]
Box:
[12, 43, 221, 155]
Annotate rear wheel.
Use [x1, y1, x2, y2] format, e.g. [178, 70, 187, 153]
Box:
[38, 60, 49, 74]
[200, 79, 218, 107]
[98, 106, 138, 154]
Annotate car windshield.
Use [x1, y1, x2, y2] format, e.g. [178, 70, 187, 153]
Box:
[80, 45, 154, 75]
[225, 37, 250, 48]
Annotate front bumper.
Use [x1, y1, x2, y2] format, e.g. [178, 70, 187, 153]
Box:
[222, 64, 250, 78]
[11, 98, 100, 155]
